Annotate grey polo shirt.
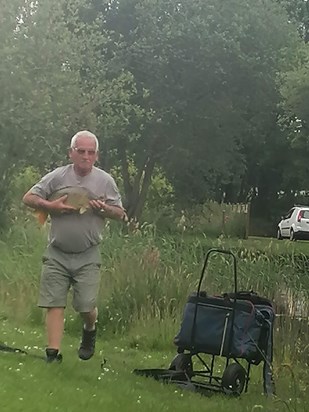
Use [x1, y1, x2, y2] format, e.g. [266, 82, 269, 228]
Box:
[30, 164, 123, 253]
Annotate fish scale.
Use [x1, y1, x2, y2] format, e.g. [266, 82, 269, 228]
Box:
[34, 186, 104, 225]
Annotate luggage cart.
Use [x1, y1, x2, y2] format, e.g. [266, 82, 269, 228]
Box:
[134, 248, 275, 396]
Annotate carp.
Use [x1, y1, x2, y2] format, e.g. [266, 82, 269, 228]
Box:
[35, 186, 102, 225]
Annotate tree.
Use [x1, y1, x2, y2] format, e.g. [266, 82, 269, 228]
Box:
[279, 47, 309, 197]
[97, 0, 301, 217]
[0, 0, 140, 227]
[277, 0, 309, 42]
[1, 0, 305, 229]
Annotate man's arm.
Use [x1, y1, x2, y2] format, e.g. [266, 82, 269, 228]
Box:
[103, 204, 127, 221]
[22, 191, 75, 213]
[23, 191, 52, 210]
[91, 175, 128, 221]
[89, 199, 127, 221]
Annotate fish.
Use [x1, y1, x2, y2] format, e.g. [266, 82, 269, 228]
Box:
[34, 186, 102, 225]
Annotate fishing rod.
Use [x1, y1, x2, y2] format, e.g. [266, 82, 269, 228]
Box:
[0, 342, 45, 360]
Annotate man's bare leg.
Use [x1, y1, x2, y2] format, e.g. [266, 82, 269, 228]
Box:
[46, 307, 65, 350]
[80, 307, 98, 331]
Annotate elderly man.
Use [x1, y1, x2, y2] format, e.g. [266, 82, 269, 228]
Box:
[23, 130, 126, 363]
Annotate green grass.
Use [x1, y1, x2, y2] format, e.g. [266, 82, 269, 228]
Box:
[178, 233, 309, 256]
[0, 321, 307, 412]
[218, 235, 309, 255]
[0, 226, 308, 411]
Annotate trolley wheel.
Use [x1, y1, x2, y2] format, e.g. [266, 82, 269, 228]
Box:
[169, 353, 193, 375]
[221, 363, 246, 395]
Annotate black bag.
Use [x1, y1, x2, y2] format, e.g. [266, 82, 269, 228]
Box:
[174, 291, 275, 363]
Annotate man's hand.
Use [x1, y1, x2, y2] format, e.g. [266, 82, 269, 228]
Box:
[22, 192, 76, 214]
[89, 199, 107, 212]
[47, 195, 77, 213]
[89, 199, 126, 221]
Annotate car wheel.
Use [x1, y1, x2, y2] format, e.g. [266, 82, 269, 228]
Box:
[289, 229, 296, 241]
[277, 228, 283, 240]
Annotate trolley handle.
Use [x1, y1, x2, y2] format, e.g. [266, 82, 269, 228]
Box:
[190, 248, 238, 355]
[197, 248, 238, 296]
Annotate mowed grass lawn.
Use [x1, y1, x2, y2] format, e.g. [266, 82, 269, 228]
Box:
[0, 321, 307, 412]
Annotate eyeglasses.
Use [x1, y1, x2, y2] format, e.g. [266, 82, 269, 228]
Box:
[73, 147, 97, 156]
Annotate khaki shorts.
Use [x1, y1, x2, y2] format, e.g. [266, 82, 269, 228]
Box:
[38, 245, 102, 312]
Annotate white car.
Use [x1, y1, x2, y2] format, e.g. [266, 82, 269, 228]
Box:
[277, 206, 309, 240]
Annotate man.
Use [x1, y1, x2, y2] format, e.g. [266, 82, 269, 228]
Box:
[23, 130, 126, 363]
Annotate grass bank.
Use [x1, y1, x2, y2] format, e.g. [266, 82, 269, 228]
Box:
[0, 321, 308, 412]
[0, 225, 308, 410]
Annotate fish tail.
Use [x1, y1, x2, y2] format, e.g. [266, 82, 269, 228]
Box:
[34, 210, 48, 225]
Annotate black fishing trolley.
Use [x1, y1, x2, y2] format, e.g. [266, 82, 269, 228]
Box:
[134, 248, 275, 396]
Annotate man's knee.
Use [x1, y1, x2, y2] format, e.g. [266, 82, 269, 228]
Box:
[73, 299, 97, 313]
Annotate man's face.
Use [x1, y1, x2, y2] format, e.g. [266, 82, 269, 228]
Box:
[69, 136, 98, 175]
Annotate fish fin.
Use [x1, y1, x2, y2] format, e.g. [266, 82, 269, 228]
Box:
[34, 210, 48, 225]
[79, 207, 88, 214]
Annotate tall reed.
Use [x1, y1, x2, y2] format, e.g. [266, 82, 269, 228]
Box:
[0, 224, 308, 374]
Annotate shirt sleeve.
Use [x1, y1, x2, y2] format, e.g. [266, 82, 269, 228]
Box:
[105, 177, 123, 208]
[29, 169, 58, 199]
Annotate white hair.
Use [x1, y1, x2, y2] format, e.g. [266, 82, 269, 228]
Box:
[70, 130, 99, 151]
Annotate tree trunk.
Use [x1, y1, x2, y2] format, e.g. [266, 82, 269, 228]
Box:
[133, 156, 155, 220]
[126, 154, 150, 218]
[118, 141, 132, 209]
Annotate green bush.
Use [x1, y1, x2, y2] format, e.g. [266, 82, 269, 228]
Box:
[6, 166, 41, 225]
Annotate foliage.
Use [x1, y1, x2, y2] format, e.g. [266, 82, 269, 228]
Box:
[277, 0, 309, 42]
[0, 0, 143, 227]
[1, 0, 309, 231]
[6, 166, 41, 225]
[143, 200, 248, 238]
[144, 168, 175, 210]
[275, 45, 309, 209]
[1, 223, 308, 329]
[99, 0, 302, 213]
